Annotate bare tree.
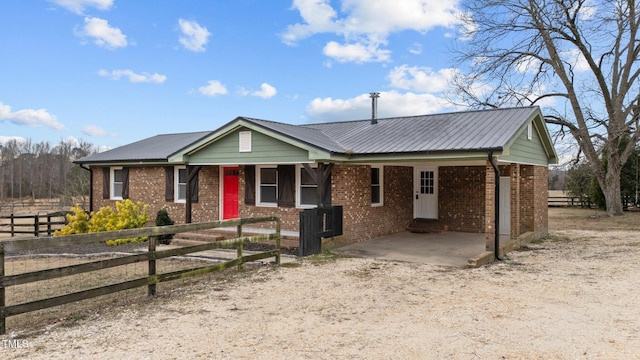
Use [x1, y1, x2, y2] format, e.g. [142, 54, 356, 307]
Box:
[455, 0, 640, 215]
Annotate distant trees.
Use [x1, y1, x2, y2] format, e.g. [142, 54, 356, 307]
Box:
[0, 138, 96, 207]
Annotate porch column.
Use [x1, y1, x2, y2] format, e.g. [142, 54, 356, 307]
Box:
[485, 161, 495, 251]
[511, 164, 521, 240]
[303, 162, 333, 208]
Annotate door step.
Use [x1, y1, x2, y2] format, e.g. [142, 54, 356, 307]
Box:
[407, 218, 444, 233]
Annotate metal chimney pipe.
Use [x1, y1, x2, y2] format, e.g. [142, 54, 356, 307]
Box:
[369, 92, 380, 124]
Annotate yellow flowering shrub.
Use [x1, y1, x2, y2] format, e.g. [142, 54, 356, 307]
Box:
[54, 205, 90, 235]
[54, 199, 150, 246]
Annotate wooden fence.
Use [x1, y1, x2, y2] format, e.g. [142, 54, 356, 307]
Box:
[0, 212, 70, 237]
[548, 196, 592, 208]
[0, 215, 281, 335]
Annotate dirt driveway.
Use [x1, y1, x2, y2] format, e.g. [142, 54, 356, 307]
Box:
[2, 208, 640, 359]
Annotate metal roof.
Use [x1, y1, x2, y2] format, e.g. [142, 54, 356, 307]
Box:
[245, 106, 540, 154]
[76, 131, 214, 164]
[76, 106, 546, 164]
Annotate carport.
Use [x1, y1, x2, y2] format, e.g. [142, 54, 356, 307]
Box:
[332, 232, 506, 267]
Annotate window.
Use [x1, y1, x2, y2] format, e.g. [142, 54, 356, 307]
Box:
[111, 167, 124, 200]
[299, 166, 318, 207]
[175, 166, 187, 202]
[420, 170, 435, 195]
[371, 166, 383, 206]
[258, 167, 277, 205]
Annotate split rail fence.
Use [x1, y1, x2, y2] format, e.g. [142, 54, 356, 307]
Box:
[0, 212, 70, 237]
[0, 215, 281, 335]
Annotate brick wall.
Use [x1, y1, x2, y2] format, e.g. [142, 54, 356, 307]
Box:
[237, 164, 413, 242]
[439, 166, 486, 233]
[92, 166, 220, 225]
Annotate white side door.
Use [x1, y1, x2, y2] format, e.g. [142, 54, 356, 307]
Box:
[499, 177, 511, 235]
[414, 167, 438, 219]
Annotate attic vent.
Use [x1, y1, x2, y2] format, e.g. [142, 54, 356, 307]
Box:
[369, 92, 380, 124]
[239, 131, 252, 152]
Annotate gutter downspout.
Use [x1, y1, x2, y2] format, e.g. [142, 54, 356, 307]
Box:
[488, 151, 504, 261]
[79, 164, 93, 213]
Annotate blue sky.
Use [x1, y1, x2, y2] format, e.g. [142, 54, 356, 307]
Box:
[1, 0, 468, 150]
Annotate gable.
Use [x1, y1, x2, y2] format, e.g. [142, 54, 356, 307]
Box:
[501, 121, 554, 165]
[186, 127, 312, 164]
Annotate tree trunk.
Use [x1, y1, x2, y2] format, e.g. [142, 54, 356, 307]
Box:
[602, 166, 624, 216]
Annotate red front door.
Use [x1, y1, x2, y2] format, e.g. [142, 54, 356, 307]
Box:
[223, 167, 239, 219]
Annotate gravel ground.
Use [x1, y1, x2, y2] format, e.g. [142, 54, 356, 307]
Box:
[2, 224, 640, 359]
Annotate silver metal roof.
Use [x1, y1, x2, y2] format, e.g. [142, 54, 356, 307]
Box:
[76, 107, 543, 164]
[76, 131, 213, 163]
[245, 106, 539, 154]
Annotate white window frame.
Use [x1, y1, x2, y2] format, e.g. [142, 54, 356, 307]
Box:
[371, 165, 384, 207]
[110, 167, 124, 200]
[296, 165, 318, 208]
[256, 165, 278, 207]
[174, 166, 187, 203]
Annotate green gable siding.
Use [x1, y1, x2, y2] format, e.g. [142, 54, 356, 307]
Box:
[501, 124, 549, 165]
[187, 128, 311, 164]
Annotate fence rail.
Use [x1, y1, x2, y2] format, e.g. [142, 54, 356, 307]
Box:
[0, 215, 281, 335]
[548, 196, 593, 208]
[0, 212, 70, 237]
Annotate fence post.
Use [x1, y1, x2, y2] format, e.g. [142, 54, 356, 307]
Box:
[237, 224, 244, 272]
[34, 214, 40, 237]
[148, 236, 157, 296]
[47, 214, 52, 236]
[275, 217, 281, 265]
[10, 214, 14, 237]
[0, 242, 5, 335]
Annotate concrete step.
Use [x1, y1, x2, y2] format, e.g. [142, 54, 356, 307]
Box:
[407, 218, 444, 233]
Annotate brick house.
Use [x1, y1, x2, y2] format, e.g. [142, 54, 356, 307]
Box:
[76, 106, 557, 255]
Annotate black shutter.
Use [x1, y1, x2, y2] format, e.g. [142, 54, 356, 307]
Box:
[102, 167, 110, 199]
[244, 165, 255, 205]
[165, 167, 174, 201]
[188, 166, 199, 203]
[122, 167, 129, 199]
[277, 165, 295, 207]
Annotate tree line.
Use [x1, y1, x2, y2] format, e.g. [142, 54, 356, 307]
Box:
[0, 138, 96, 207]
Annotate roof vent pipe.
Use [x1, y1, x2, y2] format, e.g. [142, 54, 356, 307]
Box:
[369, 92, 380, 124]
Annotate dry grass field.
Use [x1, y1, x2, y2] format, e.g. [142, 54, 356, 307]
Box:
[2, 206, 640, 359]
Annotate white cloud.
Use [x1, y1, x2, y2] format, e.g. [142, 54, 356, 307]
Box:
[388, 65, 459, 92]
[0, 102, 64, 130]
[408, 43, 422, 55]
[562, 49, 590, 72]
[178, 19, 211, 52]
[306, 91, 453, 122]
[198, 80, 228, 97]
[323, 40, 390, 63]
[515, 55, 542, 74]
[77, 17, 127, 49]
[250, 83, 277, 99]
[98, 69, 167, 83]
[49, 0, 113, 14]
[0, 136, 27, 145]
[82, 124, 116, 137]
[282, 0, 463, 63]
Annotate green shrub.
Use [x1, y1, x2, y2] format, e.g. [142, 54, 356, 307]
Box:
[155, 208, 175, 245]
